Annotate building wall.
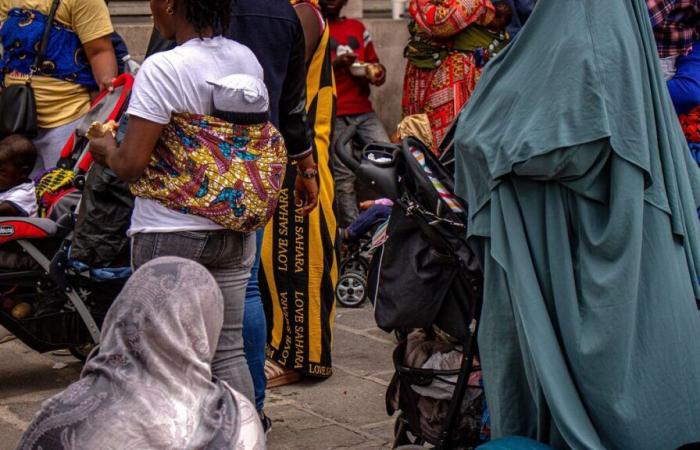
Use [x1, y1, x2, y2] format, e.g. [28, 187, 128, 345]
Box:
[114, 17, 409, 134]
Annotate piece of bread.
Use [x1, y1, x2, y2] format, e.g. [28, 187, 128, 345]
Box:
[86, 120, 117, 140]
[367, 64, 383, 82]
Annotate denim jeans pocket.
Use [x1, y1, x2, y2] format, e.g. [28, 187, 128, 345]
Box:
[203, 231, 255, 270]
[132, 231, 209, 269]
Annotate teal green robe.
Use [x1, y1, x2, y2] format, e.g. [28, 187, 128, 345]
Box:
[454, 0, 700, 448]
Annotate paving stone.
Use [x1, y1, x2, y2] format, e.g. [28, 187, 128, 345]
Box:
[0, 342, 80, 400]
[371, 370, 396, 384]
[363, 419, 398, 443]
[333, 442, 391, 450]
[271, 366, 391, 429]
[332, 327, 395, 377]
[265, 403, 331, 431]
[365, 327, 398, 344]
[8, 401, 45, 423]
[1, 422, 23, 450]
[332, 443, 390, 450]
[267, 424, 371, 450]
[334, 305, 377, 329]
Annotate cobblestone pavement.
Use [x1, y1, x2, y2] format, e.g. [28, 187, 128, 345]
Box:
[0, 303, 397, 449]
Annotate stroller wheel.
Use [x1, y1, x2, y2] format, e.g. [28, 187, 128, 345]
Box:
[340, 257, 369, 276]
[336, 271, 367, 308]
[69, 343, 95, 362]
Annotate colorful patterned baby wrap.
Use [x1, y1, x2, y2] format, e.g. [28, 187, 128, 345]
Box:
[130, 113, 287, 232]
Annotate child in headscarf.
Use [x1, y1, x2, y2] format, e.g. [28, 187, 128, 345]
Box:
[17, 257, 264, 450]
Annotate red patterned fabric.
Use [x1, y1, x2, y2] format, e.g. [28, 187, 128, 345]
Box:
[680, 105, 700, 142]
[409, 0, 495, 38]
[402, 52, 481, 152]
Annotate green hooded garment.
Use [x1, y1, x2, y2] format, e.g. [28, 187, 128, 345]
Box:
[454, 0, 700, 449]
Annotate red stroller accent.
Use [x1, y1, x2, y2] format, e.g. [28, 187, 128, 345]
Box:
[0, 74, 134, 360]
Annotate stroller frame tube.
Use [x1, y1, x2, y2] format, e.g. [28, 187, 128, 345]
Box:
[438, 296, 481, 449]
[16, 239, 101, 344]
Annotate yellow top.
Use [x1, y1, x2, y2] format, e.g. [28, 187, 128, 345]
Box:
[0, 0, 113, 128]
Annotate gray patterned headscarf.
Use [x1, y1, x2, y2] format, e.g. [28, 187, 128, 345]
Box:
[18, 257, 240, 450]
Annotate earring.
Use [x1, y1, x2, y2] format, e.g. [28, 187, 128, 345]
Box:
[166, 5, 174, 15]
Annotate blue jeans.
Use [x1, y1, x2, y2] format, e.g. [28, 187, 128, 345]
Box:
[243, 229, 266, 411]
[332, 112, 390, 227]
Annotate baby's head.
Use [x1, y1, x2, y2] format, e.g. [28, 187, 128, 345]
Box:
[0, 135, 36, 190]
[489, 1, 513, 33]
[208, 74, 270, 124]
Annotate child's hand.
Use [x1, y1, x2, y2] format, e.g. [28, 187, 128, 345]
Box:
[367, 64, 386, 86]
[359, 200, 375, 210]
[334, 52, 357, 68]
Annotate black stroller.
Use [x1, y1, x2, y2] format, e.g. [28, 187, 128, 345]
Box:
[336, 126, 484, 449]
[0, 74, 134, 360]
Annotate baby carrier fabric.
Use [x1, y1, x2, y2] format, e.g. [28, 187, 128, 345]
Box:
[130, 113, 286, 232]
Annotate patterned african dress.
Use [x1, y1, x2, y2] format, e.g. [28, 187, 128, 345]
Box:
[402, 0, 498, 153]
[261, 13, 339, 378]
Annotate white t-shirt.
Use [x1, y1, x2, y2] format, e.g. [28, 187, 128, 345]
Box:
[0, 182, 38, 217]
[126, 36, 264, 236]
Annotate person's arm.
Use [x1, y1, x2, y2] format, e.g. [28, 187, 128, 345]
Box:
[281, 25, 314, 160]
[88, 55, 171, 182]
[667, 46, 700, 114]
[89, 116, 164, 183]
[83, 35, 118, 92]
[278, 16, 320, 215]
[295, 2, 323, 63]
[72, 0, 117, 91]
[363, 27, 386, 87]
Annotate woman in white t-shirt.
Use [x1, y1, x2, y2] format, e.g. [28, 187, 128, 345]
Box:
[88, 0, 319, 420]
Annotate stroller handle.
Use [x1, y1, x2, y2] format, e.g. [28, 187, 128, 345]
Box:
[335, 124, 360, 172]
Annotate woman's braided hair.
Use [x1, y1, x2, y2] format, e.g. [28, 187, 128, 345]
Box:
[182, 0, 231, 36]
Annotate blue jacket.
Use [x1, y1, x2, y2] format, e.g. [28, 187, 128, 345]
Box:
[667, 41, 700, 115]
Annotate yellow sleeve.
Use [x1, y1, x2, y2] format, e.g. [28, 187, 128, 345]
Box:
[0, 0, 9, 22]
[68, 0, 113, 44]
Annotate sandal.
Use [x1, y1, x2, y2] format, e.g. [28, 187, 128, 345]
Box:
[265, 359, 302, 388]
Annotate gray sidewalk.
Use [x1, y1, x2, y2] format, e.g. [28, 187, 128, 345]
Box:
[0, 303, 397, 449]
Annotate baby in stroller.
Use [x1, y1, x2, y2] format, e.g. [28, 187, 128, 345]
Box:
[0, 74, 134, 359]
[0, 135, 38, 218]
[0, 136, 41, 271]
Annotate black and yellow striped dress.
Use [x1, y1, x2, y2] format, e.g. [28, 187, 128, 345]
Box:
[260, 20, 338, 378]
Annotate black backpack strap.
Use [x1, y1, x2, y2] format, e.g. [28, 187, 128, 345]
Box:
[31, 0, 61, 75]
